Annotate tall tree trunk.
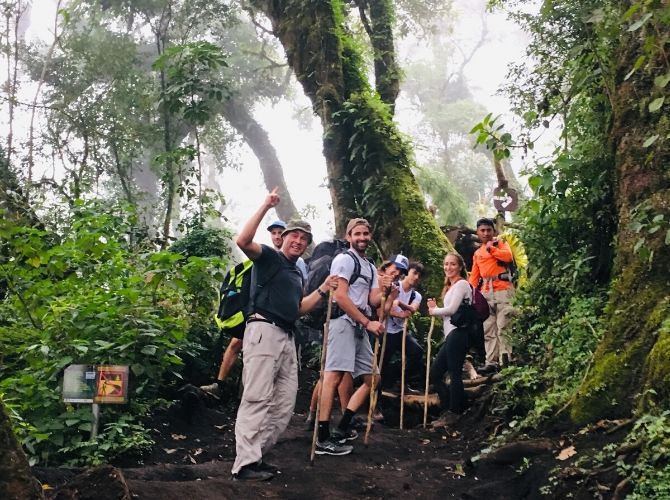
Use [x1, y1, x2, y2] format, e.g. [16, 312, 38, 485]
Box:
[250, 0, 451, 292]
[0, 402, 44, 500]
[219, 96, 299, 222]
[571, 8, 670, 423]
[356, 0, 400, 111]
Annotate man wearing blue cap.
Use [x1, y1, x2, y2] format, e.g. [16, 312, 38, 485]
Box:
[381, 258, 424, 395]
[266, 220, 287, 250]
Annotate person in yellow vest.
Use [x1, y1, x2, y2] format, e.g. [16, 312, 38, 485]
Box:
[468, 218, 515, 373]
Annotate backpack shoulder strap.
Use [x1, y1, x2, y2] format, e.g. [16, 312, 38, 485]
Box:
[345, 250, 362, 286]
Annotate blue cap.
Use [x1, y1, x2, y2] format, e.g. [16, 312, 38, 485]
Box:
[267, 220, 287, 231]
[389, 254, 409, 272]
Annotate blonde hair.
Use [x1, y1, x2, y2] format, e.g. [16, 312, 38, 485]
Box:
[440, 252, 468, 298]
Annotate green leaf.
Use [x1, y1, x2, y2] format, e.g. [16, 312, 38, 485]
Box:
[649, 97, 664, 112]
[141, 345, 157, 355]
[642, 135, 659, 147]
[654, 73, 670, 89]
[628, 12, 652, 32]
[665, 229, 670, 245]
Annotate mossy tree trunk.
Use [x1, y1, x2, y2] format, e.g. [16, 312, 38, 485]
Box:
[0, 401, 43, 500]
[570, 8, 670, 423]
[250, 0, 450, 292]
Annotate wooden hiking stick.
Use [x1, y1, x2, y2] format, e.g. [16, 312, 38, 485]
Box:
[364, 293, 387, 446]
[423, 317, 436, 428]
[310, 290, 334, 464]
[400, 317, 409, 430]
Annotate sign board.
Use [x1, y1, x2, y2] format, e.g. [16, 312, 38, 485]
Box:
[493, 187, 519, 212]
[63, 364, 129, 404]
[63, 364, 97, 403]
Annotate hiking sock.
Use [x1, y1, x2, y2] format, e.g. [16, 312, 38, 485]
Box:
[338, 409, 356, 431]
[318, 421, 330, 442]
[216, 380, 225, 390]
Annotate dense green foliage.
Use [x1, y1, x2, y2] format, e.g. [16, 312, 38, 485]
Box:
[0, 201, 229, 465]
[480, 0, 670, 495]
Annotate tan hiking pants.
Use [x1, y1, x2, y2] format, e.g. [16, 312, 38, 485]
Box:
[231, 320, 297, 474]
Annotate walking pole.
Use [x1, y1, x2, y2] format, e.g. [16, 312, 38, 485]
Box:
[364, 293, 387, 446]
[310, 290, 334, 464]
[423, 317, 436, 428]
[400, 317, 409, 430]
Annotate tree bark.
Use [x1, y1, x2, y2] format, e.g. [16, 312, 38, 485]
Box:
[571, 8, 670, 423]
[250, 0, 451, 292]
[0, 401, 44, 500]
[219, 96, 299, 222]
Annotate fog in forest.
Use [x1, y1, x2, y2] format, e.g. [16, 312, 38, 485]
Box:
[3, 0, 540, 243]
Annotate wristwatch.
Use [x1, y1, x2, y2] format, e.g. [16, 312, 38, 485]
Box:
[317, 288, 328, 298]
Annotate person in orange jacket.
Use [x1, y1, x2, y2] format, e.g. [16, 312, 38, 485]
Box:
[469, 218, 515, 372]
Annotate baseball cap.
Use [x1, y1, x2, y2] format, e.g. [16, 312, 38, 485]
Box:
[281, 220, 313, 244]
[267, 220, 287, 231]
[389, 254, 409, 272]
[345, 217, 372, 235]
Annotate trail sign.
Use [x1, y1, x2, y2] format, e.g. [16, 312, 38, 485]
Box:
[493, 187, 518, 212]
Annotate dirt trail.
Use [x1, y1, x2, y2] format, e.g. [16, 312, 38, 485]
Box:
[35, 371, 616, 500]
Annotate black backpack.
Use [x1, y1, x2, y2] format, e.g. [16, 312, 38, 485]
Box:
[451, 284, 488, 356]
[302, 240, 373, 328]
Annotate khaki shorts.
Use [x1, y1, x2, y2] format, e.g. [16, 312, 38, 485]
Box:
[324, 317, 375, 378]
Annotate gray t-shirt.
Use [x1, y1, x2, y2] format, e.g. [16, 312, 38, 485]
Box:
[330, 250, 378, 321]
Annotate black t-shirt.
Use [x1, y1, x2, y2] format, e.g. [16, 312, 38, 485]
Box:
[252, 244, 304, 329]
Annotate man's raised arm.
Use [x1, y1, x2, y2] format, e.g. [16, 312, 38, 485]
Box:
[236, 188, 280, 260]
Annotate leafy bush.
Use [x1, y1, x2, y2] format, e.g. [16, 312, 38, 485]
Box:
[0, 201, 229, 465]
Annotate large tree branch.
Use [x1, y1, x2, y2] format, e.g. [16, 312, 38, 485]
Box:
[218, 95, 298, 221]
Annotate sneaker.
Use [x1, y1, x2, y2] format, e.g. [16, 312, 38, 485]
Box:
[331, 428, 358, 443]
[199, 381, 222, 399]
[233, 463, 274, 481]
[350, 415, 367, 431]
[404, 384, 422, 395]
[315, 438, 354, 456]
[304, 412, 316, 431]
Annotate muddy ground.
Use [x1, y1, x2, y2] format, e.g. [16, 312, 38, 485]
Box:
[34, 369, 629, 500]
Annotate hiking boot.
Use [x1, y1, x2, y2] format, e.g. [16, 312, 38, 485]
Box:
[199, 381, 222, 399]
[315, 438, 354, 456]
[331, 428, 358, 443]
[256, 460, 280, 474]
[304, 412, 316, 431]
[431, 411, 460, 429]
[233, 463, 273, 481]
[478, 363, 499, 375]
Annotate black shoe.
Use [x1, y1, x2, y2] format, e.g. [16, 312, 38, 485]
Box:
[331, 428, 358, 443]
[233, 463, 274, 481]
[256, 460, 280, 474]
[315, 438, 353, 456]
[304, 413, 315, 431]
[350, 415, 367, 431]
[479, 363, 499, 375]
[404, 384, 422, 395]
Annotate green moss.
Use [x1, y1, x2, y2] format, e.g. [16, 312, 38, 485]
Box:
[571, 259, 670, 423]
